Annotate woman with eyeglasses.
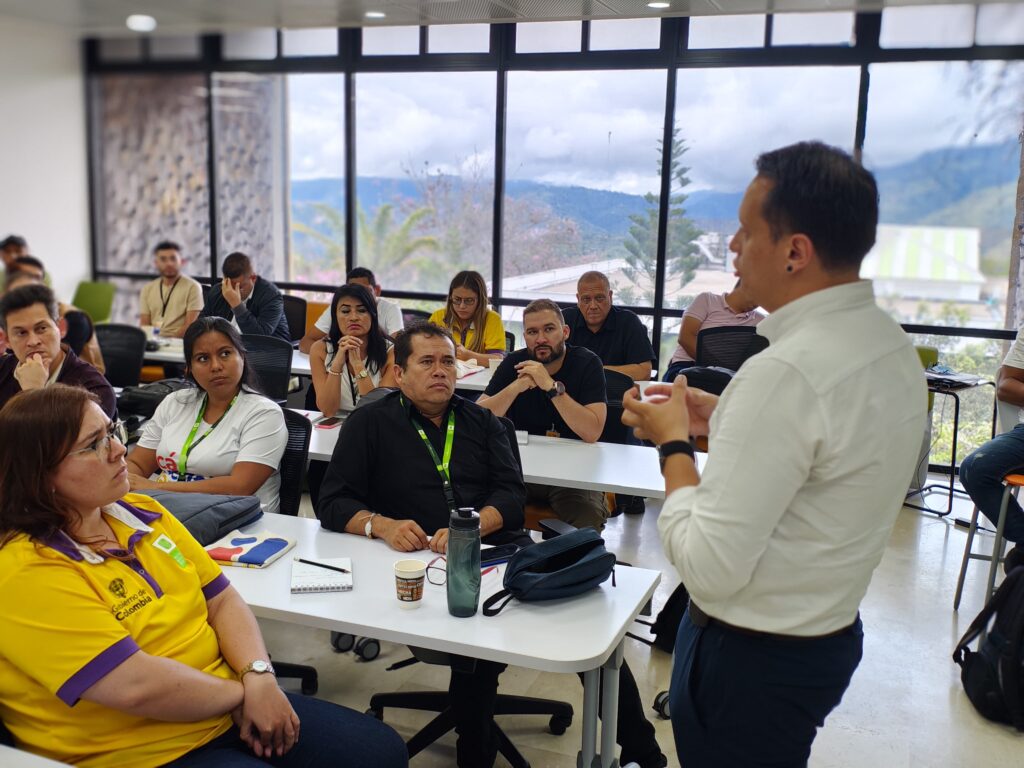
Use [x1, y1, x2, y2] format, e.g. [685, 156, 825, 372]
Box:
[125, 317, 288, 515]
[0, 385, 407, 768]
[428, 270, 507, 366]
[309, 283, 397, 415]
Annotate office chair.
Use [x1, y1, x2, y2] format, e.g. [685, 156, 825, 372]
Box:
[695, 326, 768, 370]
[94, 323, 146, 387]
[269, 408, 320, 695]
[401, 308, 431, 326]
[505, 330, 516, 353]
[366, 416, 574, 767]
[281, 295, 308, 348]
[241, 333, 293, 404]
[71, 281, 116, 325]
[598, 369, 644, 515]
[63, 310, 94, 358]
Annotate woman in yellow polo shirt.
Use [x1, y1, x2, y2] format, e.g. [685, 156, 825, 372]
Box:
[428, 270, 507, 365]
[0, 385, 406, 768]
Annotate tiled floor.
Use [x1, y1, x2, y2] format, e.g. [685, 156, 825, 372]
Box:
[258, 485, 1023, 766]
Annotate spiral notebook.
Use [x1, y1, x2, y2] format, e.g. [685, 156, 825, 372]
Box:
[290, 557, 353, 593]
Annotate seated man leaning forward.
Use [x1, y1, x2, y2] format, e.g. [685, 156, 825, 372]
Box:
[0, 384, 407, 768]
[477, 299, 609, 530]
[0, 284, 116, 418]
[316, 322, 527, 768]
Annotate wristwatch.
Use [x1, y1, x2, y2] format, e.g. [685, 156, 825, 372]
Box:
[364, 512, 378, 539]
[239, 659, 275, 678]
[546, 381, 566, 399]
[658, 440, 695, 469]
[356, 368, 369, 380]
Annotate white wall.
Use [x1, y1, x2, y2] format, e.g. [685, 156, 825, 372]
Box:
[0, 15, 90, 302]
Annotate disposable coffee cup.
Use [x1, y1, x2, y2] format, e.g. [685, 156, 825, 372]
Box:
[489, 358, 502, 370]
[394, 559, 427, 609]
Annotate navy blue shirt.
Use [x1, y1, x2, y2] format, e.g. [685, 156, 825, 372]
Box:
[562, 305, 656, 368]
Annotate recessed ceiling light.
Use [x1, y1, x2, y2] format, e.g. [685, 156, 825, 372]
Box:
[126, 14, 157, 32]
[365, 11, 386, 19]
[647, 1, 670, 7]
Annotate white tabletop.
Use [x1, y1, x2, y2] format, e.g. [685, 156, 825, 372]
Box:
[299, 410, 666, 498]
[226, 514, 661, 673]
[0, 745, 64, 766]
[145, 343, 312, 377]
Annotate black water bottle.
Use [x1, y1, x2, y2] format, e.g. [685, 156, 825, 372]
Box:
[447, 507, 481, 617]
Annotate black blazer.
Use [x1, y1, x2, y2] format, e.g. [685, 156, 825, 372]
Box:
[201, 277, 290, 341]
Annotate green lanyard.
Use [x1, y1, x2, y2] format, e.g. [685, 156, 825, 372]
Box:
[179, 393, 238, 477]
[403, 397, 457, 512]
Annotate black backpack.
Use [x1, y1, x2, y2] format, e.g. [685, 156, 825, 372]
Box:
[117, 378, 192, 418]
[629, 581, 690, 653]
[953, 566, 1024, 729]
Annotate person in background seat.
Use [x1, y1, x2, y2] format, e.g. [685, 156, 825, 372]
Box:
[139, 240, 205, 339]
[201, 252, 290, 342]
[429, 270, 506, 366]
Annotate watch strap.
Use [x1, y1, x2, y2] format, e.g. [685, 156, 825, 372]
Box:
[239, 659, 275, 677]
[659, 440, 695, 467]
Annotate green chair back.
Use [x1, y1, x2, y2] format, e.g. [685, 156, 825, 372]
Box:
[916, 345, 938, 412]
[71, 281, 116, 325]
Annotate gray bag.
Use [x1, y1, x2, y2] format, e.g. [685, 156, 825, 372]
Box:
[146, 490, 263, 546]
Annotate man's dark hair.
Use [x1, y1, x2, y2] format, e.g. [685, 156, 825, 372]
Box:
[346, 266, 378, 287]
[755, 141, 879, 273]
[0, 284, 58, 331]
[0, 235, 27, 251]
[393, 322, 455, 369]
[153, 240, 182, 255]
[13, 255, 45, 275]
[523, 298, 565, 323]
[221, 252, 254, 279]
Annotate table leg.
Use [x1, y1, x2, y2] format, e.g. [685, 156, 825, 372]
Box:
[599, 641, 624, 768]
[579, 668, 599, 768]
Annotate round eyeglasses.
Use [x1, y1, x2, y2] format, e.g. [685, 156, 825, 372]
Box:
[67, 420, 128, 461]
[425, 555, 499, 586]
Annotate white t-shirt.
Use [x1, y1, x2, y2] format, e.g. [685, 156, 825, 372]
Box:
[138, 389, 288, 515]
[315, 297, 404, 338]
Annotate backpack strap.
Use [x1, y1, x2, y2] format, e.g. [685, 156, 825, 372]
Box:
[953, 570, 1022, 666]
[482, 589, 515, 616]
[996, 568, 1024, 729]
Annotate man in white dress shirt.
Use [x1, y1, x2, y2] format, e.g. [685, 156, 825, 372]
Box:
[298, 267, 404, 352]
[622, 141, 927, 767]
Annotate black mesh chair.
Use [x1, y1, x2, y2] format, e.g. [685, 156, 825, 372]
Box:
[401, 308, 431, 326]
[281, 295, 307, 347]
[367, 417, 573, 767]
[270, 407, 319, 695]
[241, 334, 293, 404]
[63, 310, 94, 358]
[695, 326, 768, 370]
[599, 369, 637, 445]
[504, 330, 515, 353]
[94, 324, 146, 387]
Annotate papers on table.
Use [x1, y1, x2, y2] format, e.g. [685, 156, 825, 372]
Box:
[456, 360, 485, 379]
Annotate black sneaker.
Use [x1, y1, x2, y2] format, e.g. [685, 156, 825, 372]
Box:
[625, 496, 646, 515]
[1004, 545, 1024, 576]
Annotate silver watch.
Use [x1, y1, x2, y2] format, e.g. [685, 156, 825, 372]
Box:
[239, 659, 275, 678]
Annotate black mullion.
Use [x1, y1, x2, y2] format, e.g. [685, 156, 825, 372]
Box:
[84, 56, 102, 280]
[491, 25, 509, 305]
[344, 69, 356, 274]
[420, 26, 428, 55]
[764, 15, 773, 48]
[204, 69, 220, 282]
[853, 64, 870, 163]
[651, 65, 678, 371]
[582, 19, 591, 52]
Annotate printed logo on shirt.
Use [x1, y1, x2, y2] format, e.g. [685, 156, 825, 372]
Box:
[157, 452, 179, 474]
[110, 588, 153, 622]
[108, 578, 127, 599]
[152, 533, 188, 569]
[157, 470, 207, 484]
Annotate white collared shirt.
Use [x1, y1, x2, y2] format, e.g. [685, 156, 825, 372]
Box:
[658, 280, 927, 635]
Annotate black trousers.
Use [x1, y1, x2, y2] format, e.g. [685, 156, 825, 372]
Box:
[670, 609, 864, 767]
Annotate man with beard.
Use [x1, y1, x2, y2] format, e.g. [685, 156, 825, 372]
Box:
[138, 241, 204, 338]
[479, 298, 608, 529]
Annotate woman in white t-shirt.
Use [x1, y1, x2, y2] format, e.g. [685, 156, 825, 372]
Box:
[309, 283, 397, 415]
[126, 317, 288, 514]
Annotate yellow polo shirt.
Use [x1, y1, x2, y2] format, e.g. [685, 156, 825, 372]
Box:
[429, 307, 506, 353]
[0, 494, 235, 767]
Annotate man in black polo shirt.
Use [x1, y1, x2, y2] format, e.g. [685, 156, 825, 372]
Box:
[478, 298, 609, 530]
[316, 323, 526, 767]
[563, 270, 655, 383]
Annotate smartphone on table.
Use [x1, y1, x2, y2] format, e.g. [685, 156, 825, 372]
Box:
[313, 415, 344, 429]
[481, 543, 520, 566]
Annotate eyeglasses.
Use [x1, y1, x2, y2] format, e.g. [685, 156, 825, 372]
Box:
[67, 420, 127, 461]
[425, 555, 499, 586]
[450, 296, 478, 308]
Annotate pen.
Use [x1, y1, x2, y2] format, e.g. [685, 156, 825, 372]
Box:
[295, 557, 350, 574]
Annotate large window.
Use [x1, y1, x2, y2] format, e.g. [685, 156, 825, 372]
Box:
[354, 71, 496, 293]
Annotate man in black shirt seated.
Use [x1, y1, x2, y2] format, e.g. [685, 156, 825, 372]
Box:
[478, 298, 610, 530]
[562, 270, 656, 383]
[317, 322, 527, 767]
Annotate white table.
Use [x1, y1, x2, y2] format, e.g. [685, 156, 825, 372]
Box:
[0, 745, 64, 766]
[454, 366, 493, 392]
[299, 410, 666, 499]
[145, 343, 313, 377]
[227, 513, 661, 768]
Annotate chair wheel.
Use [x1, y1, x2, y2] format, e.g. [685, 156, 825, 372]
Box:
[331, 632, 355, 653]
[548, 715, 571, 735]
[652, 690, 670, 719]
[365, 707, 383, 720]
[301, 673, 319, 696]
[355, 637, 381, 661]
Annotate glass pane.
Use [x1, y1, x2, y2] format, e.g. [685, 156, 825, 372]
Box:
[589, 18, 661, 51]
[771, 12, 854, 46]
[688, 15, 765, 49]
[288, 74, 346, 289]
[863, 61, 1024, 330]
[99, 38, 143, 62]
[504, 69, 667, 306]
[516, 21, 582, 53]
[428, 24, 490, 53]
[222, 29, 278, 60]
[281, 28, 338, 57]
[212, 73, 288, 280]
[150, 35, 201, 59]
[93, 74, 211, 274]
[880, 5, 975, 48]
[669, 66, 859, 306]
[976, 3, 1024, 45]
[355, 71, 496, 293]
[362, 26, 419, 55]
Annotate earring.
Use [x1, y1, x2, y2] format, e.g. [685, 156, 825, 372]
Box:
[786, 265, 794, 273]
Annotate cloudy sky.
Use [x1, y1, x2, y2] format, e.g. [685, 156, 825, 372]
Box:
[287, 44, 1022, 197]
